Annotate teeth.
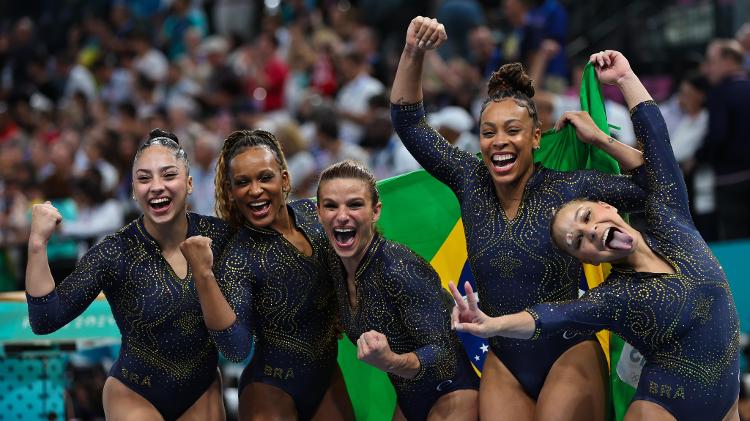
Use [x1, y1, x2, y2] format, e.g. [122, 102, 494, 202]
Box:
[602, 227, 610, 249]
[150, 197, 170, 204]
[249, 201, 269, 209]
[334, 228, 355, 233]
[492, 153, 515, 163]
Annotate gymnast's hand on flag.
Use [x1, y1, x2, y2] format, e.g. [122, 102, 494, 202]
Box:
[179, 236, 214, 281]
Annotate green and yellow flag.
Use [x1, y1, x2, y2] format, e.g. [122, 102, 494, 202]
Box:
[338, 62, 636, 420]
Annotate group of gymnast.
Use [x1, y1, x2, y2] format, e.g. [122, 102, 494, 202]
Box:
[24, 16, 739, 421]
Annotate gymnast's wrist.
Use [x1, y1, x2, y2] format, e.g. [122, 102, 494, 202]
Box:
[192, 269, 216, 284]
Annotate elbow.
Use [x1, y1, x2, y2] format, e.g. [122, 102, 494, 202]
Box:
[29, 321, 56, 335]
[223, 339, 255, 363]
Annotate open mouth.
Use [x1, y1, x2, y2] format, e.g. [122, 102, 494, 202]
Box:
[491, 153, 517, 172]
[149, 197, 171, 211]
[603, 227, 633, 251]
[333, 227, 356, 247]
[247, 200, 271, 217]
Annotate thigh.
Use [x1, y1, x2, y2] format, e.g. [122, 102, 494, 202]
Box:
[624, 400, 676, 421]
[178, 372, 226, 421]
[479, 351, 535, 421]
[427, 389, 478, 421]
[311, 364, 354, 421]
[239, 382, 298, 421]
[103, 377, 164, 421]
[536, 339, 608, 421]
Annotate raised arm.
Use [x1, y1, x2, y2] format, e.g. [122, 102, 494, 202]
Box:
[180, 236, 254, 363]
[26, 202, 120, 334]
[390, 16, 480, 194]
[595, 50, 689, 216]
[390, 16, 444, 106]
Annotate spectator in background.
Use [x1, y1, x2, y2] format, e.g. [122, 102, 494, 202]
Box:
[188, 131, 220, 216]
[660, 72, 717, 240]
[61, 167, 123, 243]
[699, 38, 750, 240]
[335, 50, 384, 144]
[735, 22, 750, 71]
[131, 29, 169, 84]
[273, 120, 318, 199]
[436, 0, 485, 61]
[160, 0, 208, 60]
[362, 93, 420, 179]
[314, 107, 369, 169]
[351, 26, 390, 86]
[243, 32, 289, 113]
[469, 25, 503, 80]
[427, 105, 480, 154]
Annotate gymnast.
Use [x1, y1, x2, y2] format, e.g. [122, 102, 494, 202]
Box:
[26, 129, 233, 421]
[179, 129, 353, 421]
[390, 16, 647, 419]
[315, 160, 479, 420]
[450, 50, 740, 421]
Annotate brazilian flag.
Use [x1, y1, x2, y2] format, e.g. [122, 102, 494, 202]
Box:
[337, 62, 637, 420]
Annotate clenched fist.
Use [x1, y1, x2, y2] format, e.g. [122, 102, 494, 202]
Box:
[29, 202, 62, 247]
[356, 330, 395, 372]
[179, 236, 214, 279]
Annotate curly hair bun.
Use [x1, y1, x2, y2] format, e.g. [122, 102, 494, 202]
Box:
[148, 128, 180, 144]
[488, 62, 535, 98]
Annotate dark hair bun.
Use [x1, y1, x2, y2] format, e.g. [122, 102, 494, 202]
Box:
[488, 63, 535, 98]
[148, 128, 179, 144]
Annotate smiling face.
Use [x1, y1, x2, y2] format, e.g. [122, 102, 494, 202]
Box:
[317, 177, 381, 266]
[479, 99, 541, 189]
[552, 200, 637, 264]
[132, 145, 192, 226]
[227, 146, 290, 230]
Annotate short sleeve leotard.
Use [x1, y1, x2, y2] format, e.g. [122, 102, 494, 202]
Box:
[331, 234, 479, 420]
[213, 199, 339, 420]
[27, 213, 233, 421]
[528, 101, 740, 420]
[392, 102, 646, 398]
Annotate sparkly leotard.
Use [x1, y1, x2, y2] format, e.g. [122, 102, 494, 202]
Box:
[214, 199, 339, 420]
[27, 213, 232, 421]
[331, 234, 479, 420]
[528, 101, 740, 420]
[391, 102, 646, 398]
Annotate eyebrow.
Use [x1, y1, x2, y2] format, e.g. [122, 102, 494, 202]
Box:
[135, 165, 179, 174]
[574, 205, 584, 222]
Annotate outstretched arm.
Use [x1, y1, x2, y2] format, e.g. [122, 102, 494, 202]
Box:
[449, 282, 535, 339]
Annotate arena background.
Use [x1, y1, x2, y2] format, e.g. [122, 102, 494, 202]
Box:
[0, 0, 748, 420]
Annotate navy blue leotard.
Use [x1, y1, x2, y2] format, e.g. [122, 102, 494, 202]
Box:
[213, 199, 339, 420]
[331, 234, 478, 420]
[27, 213, 233, 421]
[528, 101, 740, 420]
[392, 102, 646, 398]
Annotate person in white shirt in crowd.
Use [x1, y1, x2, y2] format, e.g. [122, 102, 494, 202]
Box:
[188, 131, 221, 216]
[61, 167, 124, 243]
[362, 93, 421, 179]
[314, 106, 369, 169]
[334, 49, 385, 144]
[428, 105, 480, 155]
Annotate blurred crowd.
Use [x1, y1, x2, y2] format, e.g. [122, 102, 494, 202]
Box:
[0, 1, 748, 419]
[0, 0, 748, 288]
